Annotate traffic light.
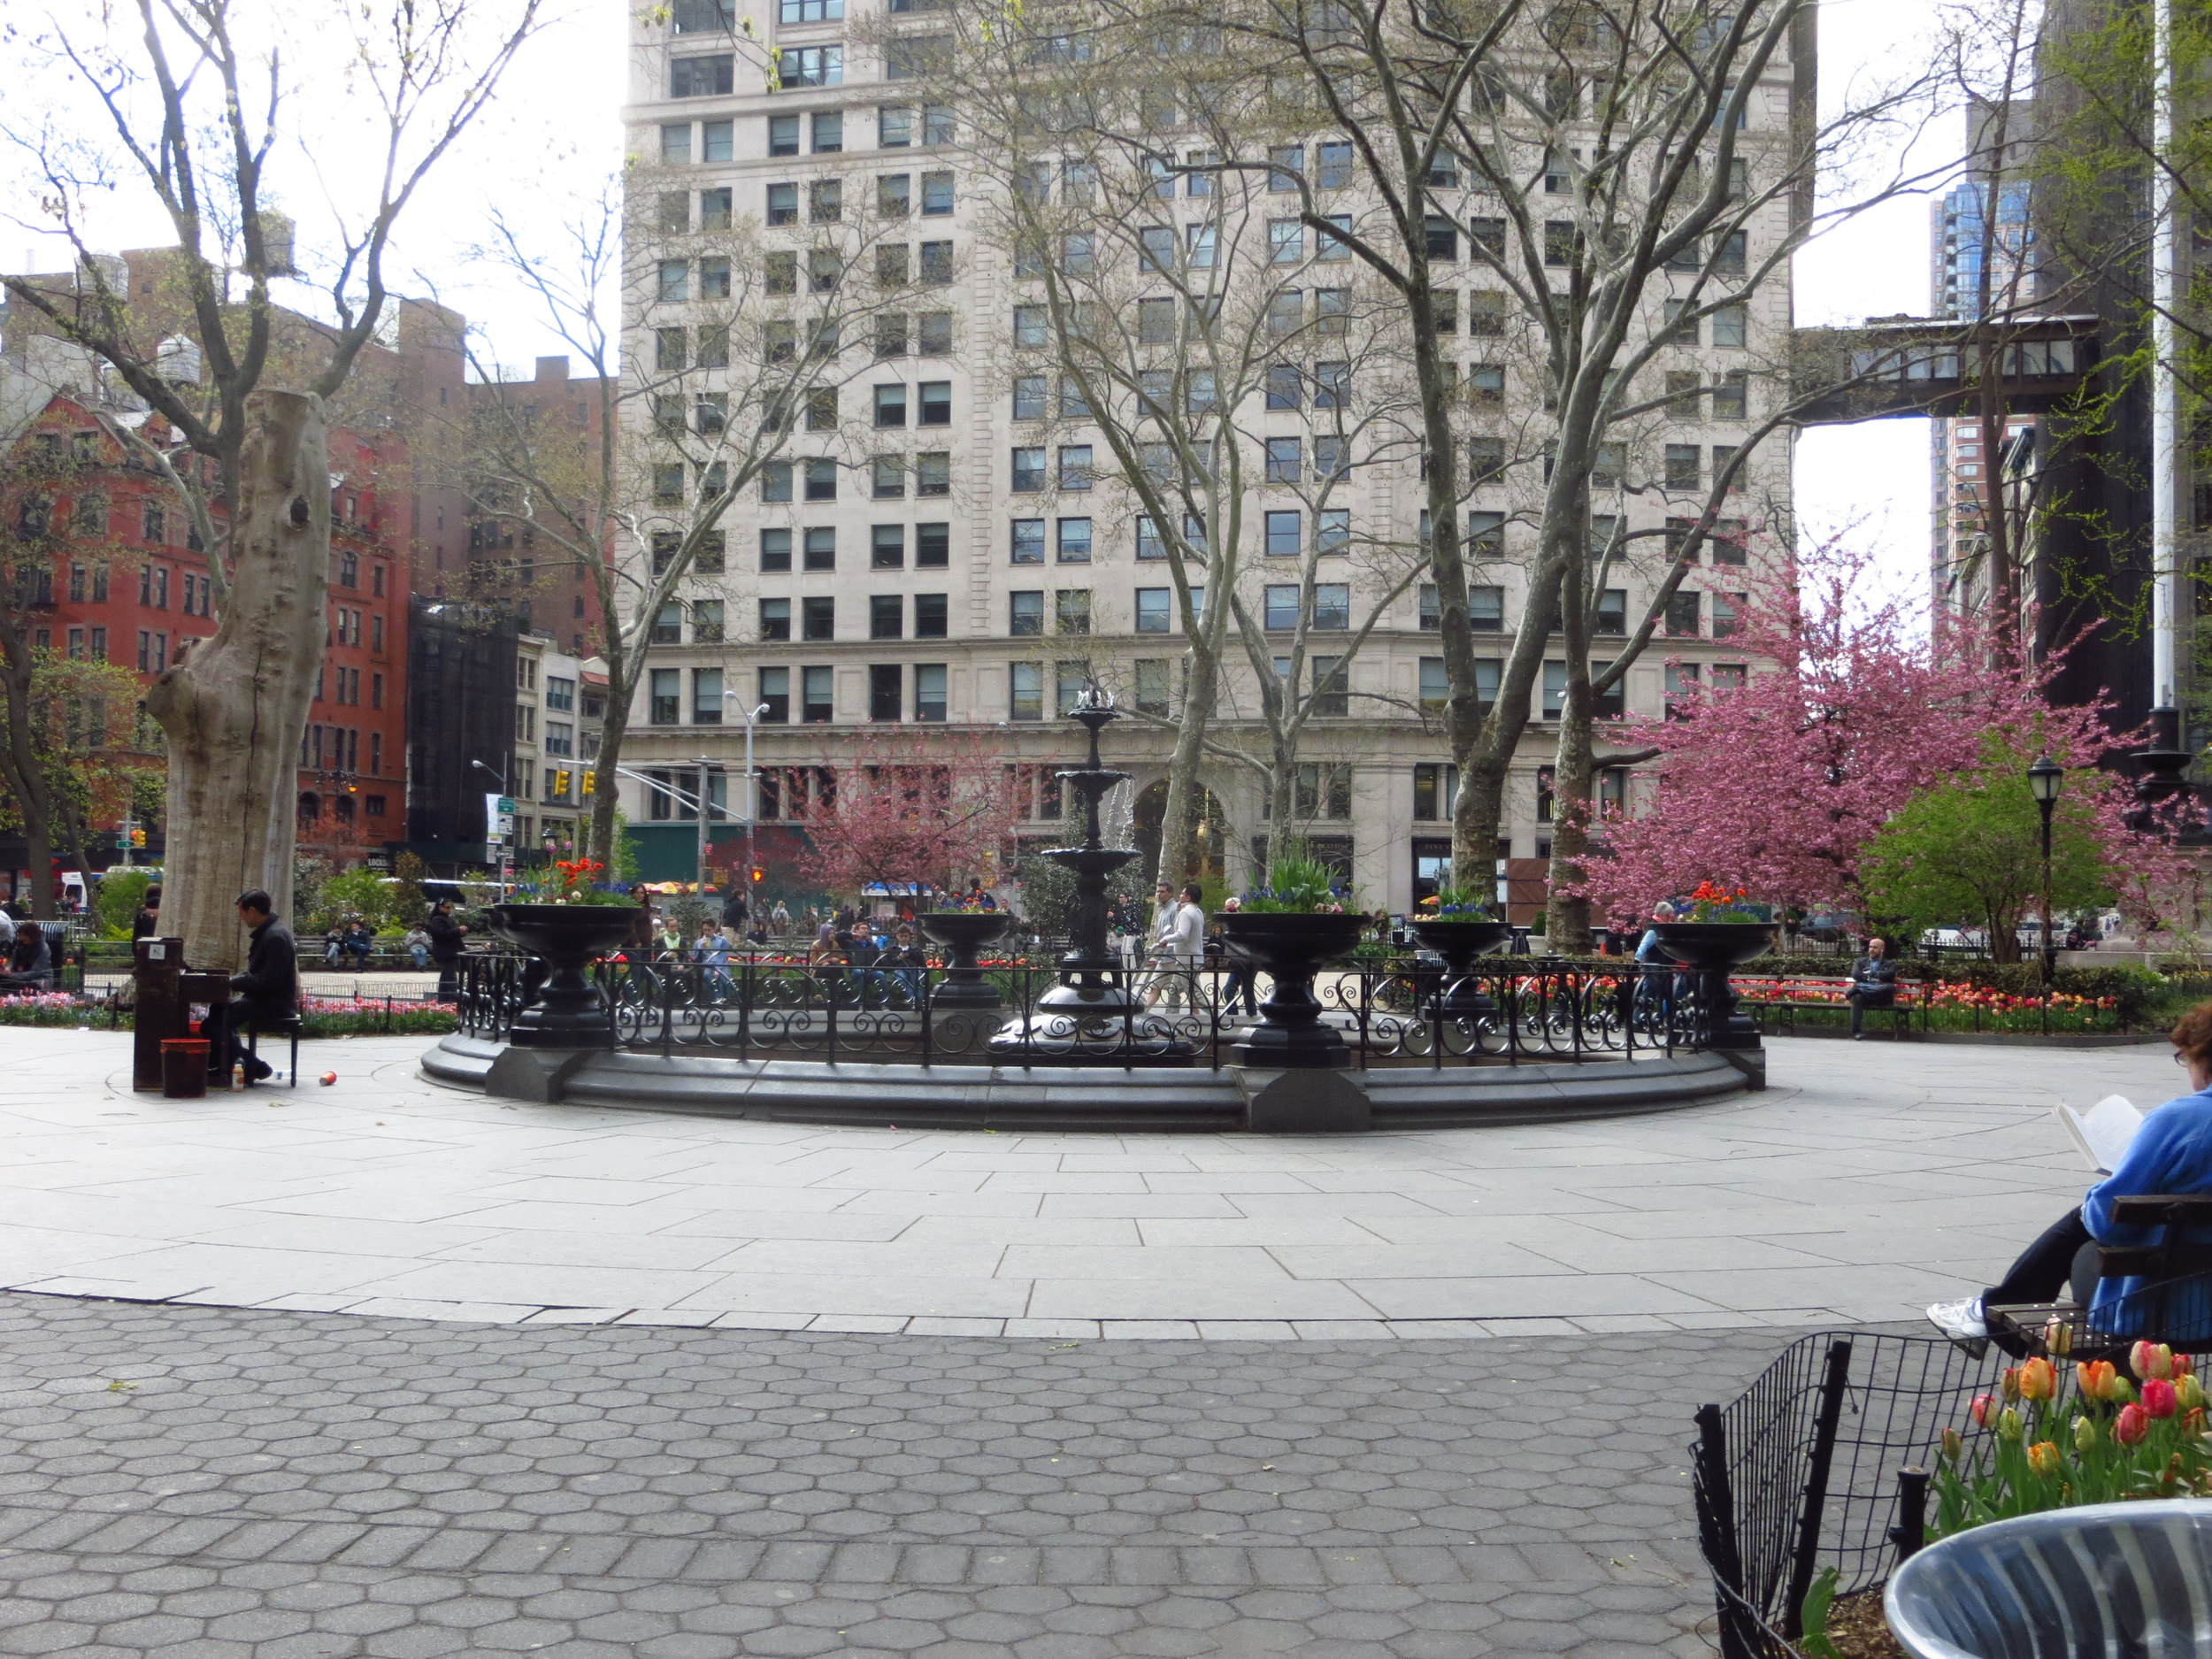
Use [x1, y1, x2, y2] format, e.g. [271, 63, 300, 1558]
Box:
[554, 769, 572, 797]
[580, 770, 595, 795]
[750, 865, 764, 884]
[129, 827, 147, 849]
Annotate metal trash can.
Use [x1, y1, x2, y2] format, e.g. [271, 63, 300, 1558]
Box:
[1886, 1499, 2212, 1657]
[159, 1037, 210, 1100]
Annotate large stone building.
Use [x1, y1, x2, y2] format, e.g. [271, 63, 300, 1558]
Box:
[613, 5, 1803, 912]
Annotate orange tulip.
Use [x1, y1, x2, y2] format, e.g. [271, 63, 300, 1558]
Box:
[2017, 1357, 2056, 1402]
[2078, 1361, 2120, 1402]
[2001, 1366, 2023, 1403]
[2026, 1441, 2062, 1478]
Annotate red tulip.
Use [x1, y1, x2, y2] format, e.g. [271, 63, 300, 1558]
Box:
[2116, 1402, 2151, 1446]
[2145, 1379, 2178, 1419]
[1970, 1394, 1997, 1427]
[2133, 1340, 2175, 1381]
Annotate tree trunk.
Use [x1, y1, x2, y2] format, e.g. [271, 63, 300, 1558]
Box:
[0, 644, 58, 918]
[1264, 733, 1297, 875]
[589, 648, 636, 873]
[145, 391, 329, 970]
[1544, 680, 1597, 956]
[1153, 646, 1217, 891]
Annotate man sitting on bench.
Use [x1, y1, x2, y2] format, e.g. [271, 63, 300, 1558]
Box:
[226, 889, 298, 1082]
[1847, 936, 1899, 1040]
[1928, 1001, 2212, 1347]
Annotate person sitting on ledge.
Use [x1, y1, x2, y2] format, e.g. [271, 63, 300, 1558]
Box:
[225, 889, 298, 1082]
[1928, 999, 2212, 1351]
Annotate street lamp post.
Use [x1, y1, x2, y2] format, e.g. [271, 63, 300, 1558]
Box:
[724, 694, 770, 905]
[2027, 755, 2064, 985]
[470, 759, 511, 896]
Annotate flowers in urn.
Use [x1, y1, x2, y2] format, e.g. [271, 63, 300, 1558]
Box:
[1417, 884, 1500, 920]
[1678, 880, 1768, 924]
[523, 857, 629, 907]
[1239, 855, 1355, 915]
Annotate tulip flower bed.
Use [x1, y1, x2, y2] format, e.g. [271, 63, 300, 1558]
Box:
[1733, 976, 2124, 1033]
[1931, 1341, 2212, 1531]
[0, 992, 457, 1037]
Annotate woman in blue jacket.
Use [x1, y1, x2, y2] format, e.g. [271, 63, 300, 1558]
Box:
[1929, 1001, 2212, 1348]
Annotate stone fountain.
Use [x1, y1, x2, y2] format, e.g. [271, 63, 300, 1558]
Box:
[987, 687, 1197, 1065]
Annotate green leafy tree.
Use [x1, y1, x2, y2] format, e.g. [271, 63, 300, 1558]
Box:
[1859, 737, 2116, 964]
[95, 869, 153, 940]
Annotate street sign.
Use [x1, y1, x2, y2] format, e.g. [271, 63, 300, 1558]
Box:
[484, 792, 515, 839]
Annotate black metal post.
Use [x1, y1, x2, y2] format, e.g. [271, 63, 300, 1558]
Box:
[1782, 1338, 1855, 1639]
[1889, 1466, 1931, 1567]
[1693, 1402, 1755, 1659]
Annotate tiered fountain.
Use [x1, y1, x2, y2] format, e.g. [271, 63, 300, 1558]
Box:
[987, 687, 1197, 1065]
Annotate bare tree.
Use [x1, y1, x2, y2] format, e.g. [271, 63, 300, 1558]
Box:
[1106, 0, 1939, 943]
[3, 0, 542, 965]
[904, 2, 1425, 884]
[455, 165, 949, 870]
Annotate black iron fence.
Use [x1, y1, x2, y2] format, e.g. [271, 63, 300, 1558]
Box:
[452, 952, 1723, 1069]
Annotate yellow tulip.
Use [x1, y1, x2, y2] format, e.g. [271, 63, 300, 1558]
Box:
[2027, 1441, 2062, 1478]
[2075, 1417, 2098, 1453]
[2018, 1358, 2056, 1402]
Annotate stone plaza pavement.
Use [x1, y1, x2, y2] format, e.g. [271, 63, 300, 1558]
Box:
[0, 1027, 2172, 1335]
[0, 1028, 2174, 1655]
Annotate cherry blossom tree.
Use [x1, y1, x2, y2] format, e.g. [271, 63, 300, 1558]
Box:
[1578, 548, 2200, 937]
[795, 729, 1021, 905]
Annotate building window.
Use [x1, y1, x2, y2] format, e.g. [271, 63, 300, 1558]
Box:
[759, 666, 790, 722]
[871, 594, 903, 639]
[1010, 519, 1046, 565]
[1471, 587, 1504, 631]
[915, 664, 947, 722]
[870, 664, 902, 721]
[780, 46, 841, 87]
[1057, 444, 1092, 489]
[1011, 448, 1046, 492]
[1310, 655, 1348, 715]
[1419, 657, 1448, 713]
[1056, 661, 1089, 716]
[1010, 661, 1044, 720]
[1056, 589, 1091, 634]
[915, 593, 948, 637]
[1263, 511, 1301, 557]
[1010, 590, 1044, 635]
[651, 602, 683, 644]
[761, 528, 793, 572]
[1413, 763, 1458, 821]
[760, 598, 792, 641]
[802, 596, 835, 640]
[1595, 588, 1627, 635]
[1056, 518, 1092, 562]
[874, 384, 908, 427]
[1664, 591, 1701, 637]
[1134, 658, 1171, 716]
[799, 665, 833, 723]
[918, 381, 951, 426]
[1664, 661, 1701, 718]
[650, 669, 681, 725]
[804, 526, 836, 570]
[1419, 585, 1440, 630]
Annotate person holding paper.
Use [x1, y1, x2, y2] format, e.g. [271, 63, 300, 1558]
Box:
[1928, 1001, 2212, 1348]
[1846, 937, 1898, 1040]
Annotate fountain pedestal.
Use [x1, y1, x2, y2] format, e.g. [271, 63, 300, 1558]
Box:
[988, 695, 1196, 1066]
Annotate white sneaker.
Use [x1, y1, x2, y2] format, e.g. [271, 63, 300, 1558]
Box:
[1926, 1296, 1989, 1348]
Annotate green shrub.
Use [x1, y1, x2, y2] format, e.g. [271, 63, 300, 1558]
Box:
[95, 871, 152, 940]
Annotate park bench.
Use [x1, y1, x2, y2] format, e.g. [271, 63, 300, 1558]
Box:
[1734, 972, 1923, 1040]
[1987, 1194, 2212, 1363]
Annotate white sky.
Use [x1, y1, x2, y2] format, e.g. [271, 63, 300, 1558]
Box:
[10, 0, 1953, 603]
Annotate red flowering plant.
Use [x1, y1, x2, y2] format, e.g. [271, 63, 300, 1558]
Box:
[519, 857, 631, 907]
[1678, 881, 1767, 924]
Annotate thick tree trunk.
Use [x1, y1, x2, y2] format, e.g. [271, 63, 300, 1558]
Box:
[1545, 566, 1596, 954]
[145, 391, 328, 970]
[1451, 528, 1573, 896]
[0, 646, 58, 918]
[1154, 647, 1218, 891]
[589, 651, 635, 872]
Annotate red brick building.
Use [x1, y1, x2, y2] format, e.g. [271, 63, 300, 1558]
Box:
[4, 393, 411, 877]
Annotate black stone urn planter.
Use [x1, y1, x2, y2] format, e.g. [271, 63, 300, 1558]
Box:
[488, 903, 641, 1048]
[1219, 913, 1365, 1069]
[1652, 921, 1773, 1049]
[920, 912, 1010, 1010]
[1409, 919, 1515, 1019]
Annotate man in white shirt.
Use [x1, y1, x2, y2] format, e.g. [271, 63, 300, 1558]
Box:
[1145, 882, 1206, 1008]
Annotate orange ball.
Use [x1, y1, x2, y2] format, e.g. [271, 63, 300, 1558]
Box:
[319, 1071, 337, 1086]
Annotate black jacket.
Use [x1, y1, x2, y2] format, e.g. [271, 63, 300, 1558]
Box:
[231, 917, 298, 1013]
[425, 910, 465, 963]
[1851, 956, 1898, 1000]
